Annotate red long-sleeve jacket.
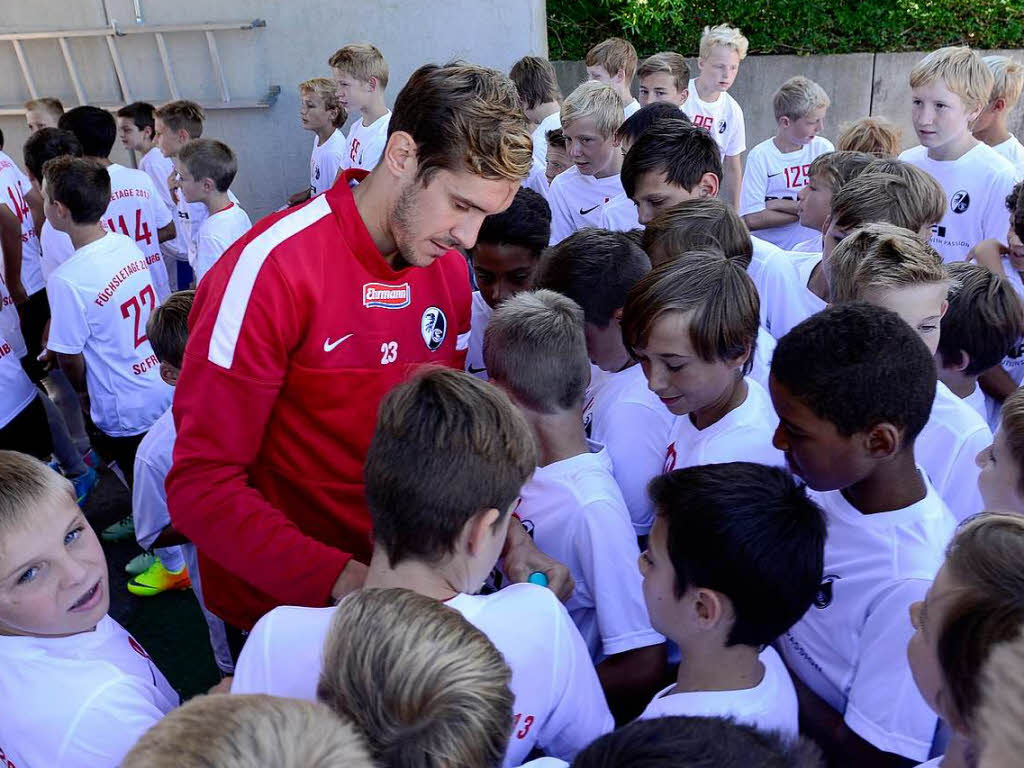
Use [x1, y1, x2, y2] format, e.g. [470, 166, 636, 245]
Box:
[166, 172, 471, 630]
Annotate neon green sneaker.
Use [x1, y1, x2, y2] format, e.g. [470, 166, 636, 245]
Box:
[125, 551, 156, 576]
[127, 559, 190, 597]
[101, 515, 135, 542]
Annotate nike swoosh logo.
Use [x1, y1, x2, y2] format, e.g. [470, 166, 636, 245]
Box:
[767, 171, 785, 178]
[580, 205, 600, 215]
[324, 334, 354, 352]
[467, 365, 487, 374]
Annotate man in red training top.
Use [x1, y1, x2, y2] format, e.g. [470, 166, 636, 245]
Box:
[167, 62, 565, 645]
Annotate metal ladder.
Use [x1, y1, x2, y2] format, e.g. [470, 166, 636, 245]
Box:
[0, 18, 280, 115]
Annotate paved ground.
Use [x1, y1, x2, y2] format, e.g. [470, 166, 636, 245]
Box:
[85, 468, 222, 701]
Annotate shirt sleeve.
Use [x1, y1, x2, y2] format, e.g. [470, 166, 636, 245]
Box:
[166, 245, 352, 610]
[940, 422, 992, 522]
[319, 149, 345, 195]
[45, 273, 89, 354]
[982, 168, 1019, 242]
[131, 449, 172, 551]
[194, 230, 226, 284]
[229, 611, 275, 695]
[739, 144, 767, 216]
[844, 578, 939, 761]
[548, 181, 574, 246]
[726, 101, 746, 156]
[601, 402, 671, 534]
[574, 501, 665, 657]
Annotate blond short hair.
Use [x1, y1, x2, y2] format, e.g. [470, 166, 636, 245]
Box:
[122, 694, 374, 768]
[0, 451, 75, 532]
[154, 100, 204, 138]
[699, 24, 749, 61]
[828, 223, 948, 304]
[317, 588, 513, 768]
[985, 55, 1024, 108]
[328, 42, 389, 89]
[979, 626, 1024, 763]
[910, 46, 994, 114]
[774, 76, 830, 121]
[561, 80, 624, 140]
[299, 77, 346, 128]
[637, 52, 691, 92]
[24, 97, 64, 118]
[832, 167, 945, 234]
[836, 116, 903, 157]
[585, 37, 639, 81]
[807, 150, 874, 196]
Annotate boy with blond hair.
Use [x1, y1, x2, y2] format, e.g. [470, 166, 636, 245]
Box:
[24, 96, 63, 133]
[741, 76, 833, 249]
[547, 80, 625, 244]
[0, 451, 178, 766]
[288, 77, 347, 205]
[837, 115, 903, 157]
[329, 43, 390, 172]
[510, 55, 563, 173]
[637, 52, 690, 107]
[792, 150, 874, 253]
[585, 37, 640, 118]
[973, 55, 1024, 172]
[683, 24, 748, 208]
[175, 139, 251, 283]
[900, 46, 1018, 262]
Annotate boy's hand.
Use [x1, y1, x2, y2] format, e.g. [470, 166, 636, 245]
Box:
[329, 558, 368, 603]
[503, 517, 574, 602]
[167, 169, 180, 205]
[967, 238, 1009, 274]
[8, 281, 28, 307]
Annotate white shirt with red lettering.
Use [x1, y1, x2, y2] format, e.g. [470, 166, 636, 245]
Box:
[740, 136, 835, 250]
[140, 147, 184, 262]
[0, 152, 45, 296]
[682, 80, 745, 158]
[0, 332, 36, 429]
[343, 110, 391, 172]
[0, 615, 178, 768]
[46, 232, 172, 436]
[105, 164, 172, 300]
[548, 167, 625, 245]
[231, 583, 614, 767]
[0, 271, 26, 359]
[194, 202, 252, 284]
[310, 129, 346, 196]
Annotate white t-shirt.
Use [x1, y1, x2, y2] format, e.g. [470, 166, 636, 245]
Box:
[175, 188, 240, 276]
[780, 474, 954, 762]
[523, 162, 550, 200]
[992, 134, 1024, 175]
[899, 143, 1018, 262]
[682, 80, 746, 158]
[740, 136, 835, 250]
[517, 442, 664, 661]
[548, 166, 625, 245]
[310, 129, 346, 196]
[0, 151, 45, 295]
[962, 384, 987, 423]
[343, 110, 391, 172]
[194, 202, 252, 283]
[916, 758, 944, 768]
[598, 193, 641, 233]
[917, 381, 992, 522]
[583, 364, 675, 534]
[640, 646, 798, 741]
[139, 147, 181, 258]
[0, 269, 26, 358]
[46, 232, 172, 436]
[0, 615, 178, 768]
[988, 258, 1024, 430]
[759, 250, 827, 340]
[793, 234, 823, 253]
[465, 290, 492, 380]
[519, 760, 569, 768]
[231, 584, 614, 767]
[0, 333, 36, 429]
[663, 377, 785, 472]
[40, 219, 75, 281]
[623, 99, 641, 119]
[106, 163, 173, 300]
[532, 111, 562, 172]
[751, 325, 776, 391]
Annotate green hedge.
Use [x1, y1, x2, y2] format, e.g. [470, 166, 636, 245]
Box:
[548, 0, 1024, 60]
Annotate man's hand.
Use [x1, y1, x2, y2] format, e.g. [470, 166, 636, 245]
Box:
[329, 558, 368, 603]
[503, 516, 574, 602]
[967, 238, 1009, 274]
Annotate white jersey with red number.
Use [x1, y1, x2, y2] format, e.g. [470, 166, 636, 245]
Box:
[663, 377, 785, 473]
[105, 164, 172, 300]
[682, 79, 746, 158]
[0, 269, 26, 358]
[343, 110, 391, 172]
[231, 583, 614, 767]
[0, 151, 45, 295]
[310, 129, 346, 196]
[547, 166, 625, 245]
[194, 202, 252, 284]
[46, 232, 172, 437]
[740, 136, 835, 250]
[0, 333, 36, 428]
[0, 614, 178, 768]
[139, 147, 184, 260]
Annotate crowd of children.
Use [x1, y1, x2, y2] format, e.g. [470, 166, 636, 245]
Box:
[1, 20, 1024, 768]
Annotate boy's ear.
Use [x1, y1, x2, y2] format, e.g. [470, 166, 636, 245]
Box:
[679, 87, 690, 103]
[465, 507, 502, 556]
[993, 97, 1007, 113]
[779, 116, 791, 130]
[159, 362, 180, 387]
[693, 587, 730, 631]
[367, 76, 378, 93]
[864, 422, 901, 460]
[697, 172, 720, 198]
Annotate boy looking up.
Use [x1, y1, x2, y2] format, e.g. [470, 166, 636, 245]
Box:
[973, 55, 1024, 173]
[290, 77, 347, 205]
[24, 97, 63, 134]
[682, 24, 748, 208]
[637, 52, 690, 107]
[899, 46, 1017, 262]
[585, 37, 640, 118]
[771, 302, 956, 766]
[330, 43, 391, 172]
[547, 80, 625, 244]
[174, 139, 252, 284]
[485, 290, 666, 719]
[740, 76, 834, 250]
[639, 462, 826, 739]
[510, 55, 563, 173]
[792, 150, 874, 253]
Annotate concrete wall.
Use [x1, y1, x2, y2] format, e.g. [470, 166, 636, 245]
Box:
[1, 0, 546, 219]
[554, 50, 1024, 152]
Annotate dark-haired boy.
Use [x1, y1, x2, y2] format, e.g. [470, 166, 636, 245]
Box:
[533, 229, 670, 535]
[43, 157, 171, 487]
[231, 367, 614, 766]
[510, 56, 563, 174]
[639, 462, 825, 738]
[465, 187, 551, 380]
[770, 302, 956, 765]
